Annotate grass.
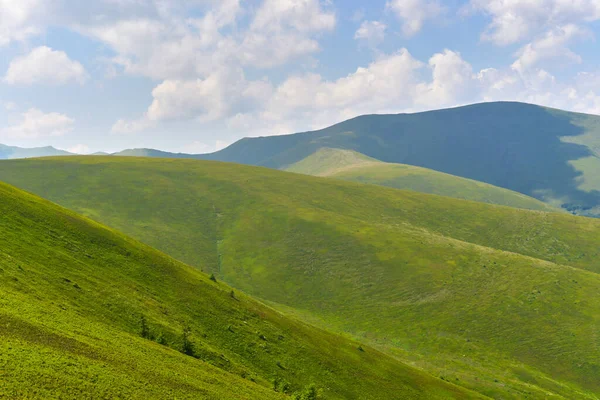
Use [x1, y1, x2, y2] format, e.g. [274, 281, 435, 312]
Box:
[285, 148, 557, 212]
[0, 181, 476, 399]
[2, 156, 600, 398]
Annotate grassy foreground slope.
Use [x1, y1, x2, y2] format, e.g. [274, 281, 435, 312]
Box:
[0, 182, 475, 399]
[285, 148, 556, 212]
[2, 157, 600, 398]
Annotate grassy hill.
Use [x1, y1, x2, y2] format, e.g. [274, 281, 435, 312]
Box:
[0, 144, 72, 159]
[0, 180, 477, 399]
[2, 156, 600, 398]
[192, 102, 600, 216]
[285, 148, 557, 212]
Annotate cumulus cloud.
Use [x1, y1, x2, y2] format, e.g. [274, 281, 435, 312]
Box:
[251, 0, 335, 33]
[0, 0, 48, 46]
[386, 0, 444, 36]
[417, 50, 474, 106]
[468, 0, 600, 45]
[511, 25, 589, 74]
[112, 68, 273, 133]
[77, 0, 335, 80]
[1, 108, 74, 139]
[355, 21, 387, 47]
[4, 46, 88, 85]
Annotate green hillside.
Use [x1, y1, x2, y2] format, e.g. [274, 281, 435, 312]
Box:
[194, 102, 600, 216]
[0, 144, 72, 159]
[285, 148, 557, 212]
[0, 180, 475, 399]
[2, 156, 600, 399]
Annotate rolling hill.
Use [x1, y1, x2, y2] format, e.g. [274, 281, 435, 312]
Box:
[0, 180, 476, 399]
[0, 144, 73, 159]
[2, 156, 600, 399]
[285, 148, 557, 212]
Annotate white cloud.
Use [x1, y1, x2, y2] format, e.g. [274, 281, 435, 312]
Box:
[239, 0, 335, 68]
[239, 32, 322, 68]
[417, 50, 474, 106]
[64, 144, 90, 154]
[112, 68, 273, 133]
[386, 0, 444, 36]
[468, 0, 600, 45]
[1, 108, 74, 139]
[355, 21, 387, 46]
[179, 139, 229, 154]
[251, 0, 335, 33]
[77, 0, 335, 80]
[0, 0, 47, 46]
[4, 46, 88, 85]
[266, 50, 424, 118]
[511, 24, 589, 74]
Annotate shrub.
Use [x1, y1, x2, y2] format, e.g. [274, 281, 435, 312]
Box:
[293, 384, 319, 400]
[182, 326, 195, 356]
[273, 377, 292, 394]
[140, 315, 150, 339]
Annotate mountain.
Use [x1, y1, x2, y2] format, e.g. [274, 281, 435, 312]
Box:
[0, 144, 73, 159]
[0, 179, 476, 399]
[2, 156, 600, 399]
[189, 102, 600, 216]
[285, 148, 558, 212]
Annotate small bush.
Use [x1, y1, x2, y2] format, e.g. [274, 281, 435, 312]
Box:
[273, 377, 291, 394]
[293, 384, 319, 400]
[209, 273, 217, 282]
[181, 326, 195, 356]
[140, 315, 150, 339]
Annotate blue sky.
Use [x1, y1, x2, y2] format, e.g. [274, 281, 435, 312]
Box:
[1, 0, 600, 154]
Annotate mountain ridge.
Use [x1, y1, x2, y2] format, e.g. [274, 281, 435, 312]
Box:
[0, 144, 73, 159]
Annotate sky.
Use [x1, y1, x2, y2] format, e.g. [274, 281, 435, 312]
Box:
[1, 0, 600, 154]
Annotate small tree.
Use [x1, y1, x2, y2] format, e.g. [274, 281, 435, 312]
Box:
[182, 326, 195, 356]
[140, 315, 150, 339]
[209, 273, 217, 282]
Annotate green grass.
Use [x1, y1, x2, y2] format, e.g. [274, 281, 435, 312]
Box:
[0, 181, 476, 399]
[2, 156, 600, 398]
[285, 148, 557, 212]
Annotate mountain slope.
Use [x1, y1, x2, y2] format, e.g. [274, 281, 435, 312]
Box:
[198, 102, 600, 216]
[0, 144, 72, 159]
[2, 157, 600, 399]
[0, 181, 474, 399]
[285, 148, 557, 212]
